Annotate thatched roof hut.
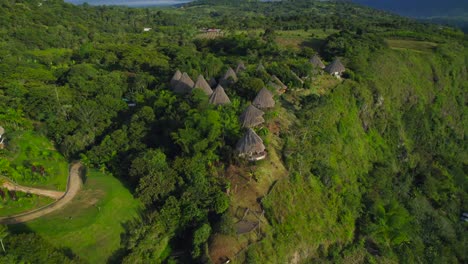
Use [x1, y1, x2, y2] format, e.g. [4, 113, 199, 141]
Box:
[236, 61, 246, 73]
[310, 54, 325, 69]
[236, 128, 266, 161]
[193, 75, 213, 96]
[240, 105, 265, 128]
[256, 63, 265, 72]
[173, 72, 194, 94]
[271, 75, 288, 93]
[209, 85, 231, 105]
[220, 67, 238, 86]
[290, 71, 304, 85]
[325, 58, 345, 76]
[253, 88, 275, 109]
[170, 70, 182, 88]
[208, 77, 217, 88]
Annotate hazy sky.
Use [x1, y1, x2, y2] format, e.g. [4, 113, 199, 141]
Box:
[65, 0, 192, 6]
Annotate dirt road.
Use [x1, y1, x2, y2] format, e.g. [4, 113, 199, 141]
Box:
[2, 180, 65, 199]
[0, 162, 83, 224]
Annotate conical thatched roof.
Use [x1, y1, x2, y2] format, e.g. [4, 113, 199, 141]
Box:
[240, 105, 265, 128]
[267, 81, 282, 92]
[290, 71, 304, 84]
[253, 88, 275, 109]
[310, 54, 325, 69]
[170, 70, 182, 88]
[256, 63, 265, 72]
[173, 72, 194, 94]
[236, 61, 246, 73]
[271, 75, 288, 90]
[0, 126, 4, 136]
[220, 67, 238, 86]
[193, 75, 213, 96]
[325, 58, 346, 74]
[236, 128, 265, 156]
[209, 85, 231, 105]
[208, 77, 217, 88]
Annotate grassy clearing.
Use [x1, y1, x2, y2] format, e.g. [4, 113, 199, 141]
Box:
[5, 130, 69, 191]
[275, 29, 338, 50]
[386, 39, 438, 53]
[233, 28, 337, 50]
[196, 31, 225, 39]
[11, 169, 142, 263]
[0, 190, 54, 217]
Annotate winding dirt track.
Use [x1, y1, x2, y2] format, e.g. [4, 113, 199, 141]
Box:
[2, 181, 64, 199]
[0, 162, 83, 224]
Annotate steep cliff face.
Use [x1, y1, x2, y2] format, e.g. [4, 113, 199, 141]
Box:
[243, 43, 467, 263]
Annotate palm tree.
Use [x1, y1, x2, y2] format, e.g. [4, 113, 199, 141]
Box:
[0, 225, 9, 253]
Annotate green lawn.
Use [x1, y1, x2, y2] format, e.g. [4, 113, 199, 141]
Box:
[386, 39, 438, 53]
[0, 190, 54, 217]
[11, 169, 142, 263]
[5, 130, 69, 191]
[275, 29, 338, 50]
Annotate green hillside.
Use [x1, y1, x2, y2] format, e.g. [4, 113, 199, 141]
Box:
[0, 0, 466, 263]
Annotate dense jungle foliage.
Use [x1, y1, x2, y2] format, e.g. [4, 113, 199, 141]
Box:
[0, 0, 466, 263]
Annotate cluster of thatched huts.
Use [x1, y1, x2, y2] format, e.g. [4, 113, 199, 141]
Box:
[170, 64, 246, 105]
[170, 61, 281, 162]
[310, 54, 346, 78]
[236, 82, 276, 161]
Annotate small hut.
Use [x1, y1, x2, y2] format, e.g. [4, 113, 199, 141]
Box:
[253, 88, 275, 109]
[310, 54, 325, 69]
[170, 70, 182, 88]
[220, 67, 238, 86]
[209, 85, 231, 105]
[290, 71, 304, 85]
[173, 72, 194, 94]
[193, 75, 213, 96]
[0, 126, 5, 148]
[325, 58, 346, 77]
[236, 61, 246, 73]
[256, 63, 265, 72]
[240, 105, 265, 128]
[208, 77, 217, 88]
[271, 75, 288, 94]
[236, 128, 266, 161]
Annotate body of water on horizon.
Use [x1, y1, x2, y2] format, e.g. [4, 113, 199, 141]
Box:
[65, 0, 193, 7]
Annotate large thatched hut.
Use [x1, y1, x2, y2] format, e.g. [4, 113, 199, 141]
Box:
[209, 85, 231, 105]
[220, 67, 238, 86]
[193, 75, 213, 96]
[173, 72, 194, 94]
[310, 54, 325, 69]
[236, 128, 266, 161]
[253, 88, 275, 109]
[240, 105, 265, 128]
[325, 58, 345, 77]
[170, 70, 182, 88]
